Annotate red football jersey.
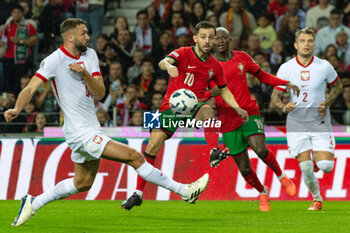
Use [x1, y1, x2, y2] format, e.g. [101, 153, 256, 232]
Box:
[212, 51, 261, 133]
[159, 46, 226, 112]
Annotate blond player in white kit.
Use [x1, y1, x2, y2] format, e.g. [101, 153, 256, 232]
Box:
[5, 18, 209, 227]
[271, 28, 343, 210]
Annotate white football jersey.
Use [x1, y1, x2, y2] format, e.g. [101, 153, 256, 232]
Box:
[276, 56, 338, 122]
[35, 45, 102, 139]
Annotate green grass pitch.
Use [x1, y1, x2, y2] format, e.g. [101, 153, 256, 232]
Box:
[1, 200, 349, 233]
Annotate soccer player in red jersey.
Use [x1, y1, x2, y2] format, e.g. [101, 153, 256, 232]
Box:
[121, 21, 249, 210]
[208, 27, 300, 211]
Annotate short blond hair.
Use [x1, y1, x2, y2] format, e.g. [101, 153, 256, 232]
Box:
[295, 27, 315, 40]
[60, 18, 86, 38]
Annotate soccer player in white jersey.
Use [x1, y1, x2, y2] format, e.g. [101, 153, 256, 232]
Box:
[5, 18, 209, 227]
[271, 28, 343, 210]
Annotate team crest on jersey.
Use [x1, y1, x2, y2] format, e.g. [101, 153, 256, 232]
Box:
[93, 135, 103, 144]
[40, 61, 45, 68]
[238, 63, 244, 74]
[208, 69, 214, 79]
[301, 71, 310, 81]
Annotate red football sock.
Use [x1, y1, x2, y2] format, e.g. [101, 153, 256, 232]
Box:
[136, 152, 156, 192]
[243, 170, 264, 193]
[204, 118, 219, 150]
[261, 150, 283, 177]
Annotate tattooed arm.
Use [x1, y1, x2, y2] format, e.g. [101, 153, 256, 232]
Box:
[319, 78, 343, 116]
[271, 88, 296, 113]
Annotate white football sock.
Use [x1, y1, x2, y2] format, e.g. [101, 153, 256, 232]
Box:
[277, 171, 285, 180]
[32, 178, 78, 212]
[135, 190, 143, 197]
[136, 162, 187, 197]
[261, 186, 268, 195]
[299, 161, 320, 198]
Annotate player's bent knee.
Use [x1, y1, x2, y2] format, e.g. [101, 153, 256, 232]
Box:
[316, 160, 334, 173]
[127, 150, 144, 167]
[254, 147, 268, 158]
[240, 167, 252, 177]
[205, 106, 214, 115]
[202, 105, 214, 118]
[74, 178, 94, 192]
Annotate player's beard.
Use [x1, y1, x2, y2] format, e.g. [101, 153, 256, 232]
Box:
[198, 43, 211, 56]
[299, 52, 313, 59]
[75, 40, 88, 53]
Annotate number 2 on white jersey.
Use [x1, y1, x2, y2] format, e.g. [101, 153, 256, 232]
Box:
[302, 92, 307, 102]
[184, 72, 194, 86]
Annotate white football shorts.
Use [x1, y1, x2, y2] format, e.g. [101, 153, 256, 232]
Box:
[286, 118, 335, 157]
[66, 131, 111, 163]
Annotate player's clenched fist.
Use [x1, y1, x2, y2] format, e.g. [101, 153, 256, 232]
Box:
[318, 102, 327, 116]
[69, 63, 86, 75]
[167, 65, 178, 77]
[236, 108, 249, 123]
[4, 109, 19, 123]
[283, 102, 296, 113]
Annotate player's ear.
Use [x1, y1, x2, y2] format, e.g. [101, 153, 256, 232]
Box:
[193, 34, 197, 44]
[294, 42, 297, 50]
[65, 31, 73, 43]
[68, 28, 76, 43]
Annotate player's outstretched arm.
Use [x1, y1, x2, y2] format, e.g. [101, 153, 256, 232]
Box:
[69, 63, 105, 100]
[255, 70, 300, 96]
[270, 88, 296, 113]
[159, 57, 178, 77]
[220, 86, 249, 122]
[209, 85, 220, 96]
[319, 78, 343, 116]
[203, 85, 220, 100]
[4, 76, 44, 122]
[270, 88, 284, 112]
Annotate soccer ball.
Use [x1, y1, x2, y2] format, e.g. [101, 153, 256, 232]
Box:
[169, 88, 198, 115]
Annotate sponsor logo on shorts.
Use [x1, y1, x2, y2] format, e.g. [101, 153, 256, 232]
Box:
[93, 135, 103, 144]
[330, 136, 334, 149]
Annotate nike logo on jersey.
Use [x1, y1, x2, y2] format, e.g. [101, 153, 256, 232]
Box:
[188, 65, 197, 68]
[301, 85, 308, 88]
